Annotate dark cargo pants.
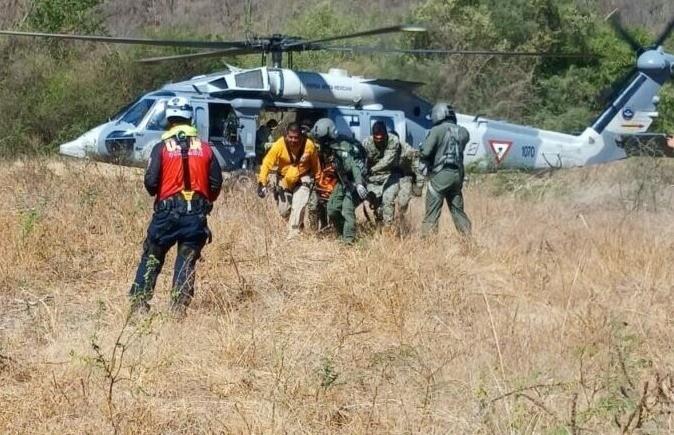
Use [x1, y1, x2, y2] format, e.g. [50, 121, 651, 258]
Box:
[326, 183, 358, 243]
[130, 202, 210, 311]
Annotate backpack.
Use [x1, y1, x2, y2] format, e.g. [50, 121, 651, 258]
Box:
[434, 124, 463, 171]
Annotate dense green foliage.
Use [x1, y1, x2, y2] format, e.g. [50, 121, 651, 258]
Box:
[28, 0, 104, 33]
[0, 0, 672, 156]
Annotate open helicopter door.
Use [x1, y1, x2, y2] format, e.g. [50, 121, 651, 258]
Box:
[234, 111, 259, 170]
[192, 101, 209, 142]
[328, 108, 407, 143]
[366, 111, 407, 143]
[329, 108, 362, 139]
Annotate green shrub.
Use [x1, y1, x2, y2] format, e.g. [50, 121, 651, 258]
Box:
[0, 0, 672, 157]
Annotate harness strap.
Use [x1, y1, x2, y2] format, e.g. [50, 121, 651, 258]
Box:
[177, 137, 192, 191]
[284, 138, 306, 166]
[176, 134, 195, 210]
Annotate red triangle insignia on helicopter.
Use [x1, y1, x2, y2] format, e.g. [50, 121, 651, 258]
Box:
[488, 140, 512, 165]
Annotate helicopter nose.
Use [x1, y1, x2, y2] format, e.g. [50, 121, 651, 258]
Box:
[59, 138, 88, 158]
[59, 125, 103, 158]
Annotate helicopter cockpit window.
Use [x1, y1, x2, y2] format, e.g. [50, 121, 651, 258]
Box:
[209, 78, 228, 90]
[234, 70, 264, 89]
[109, 97, 140, 121]
[120, 98, 156, 127]
[146, 100, 168, 131]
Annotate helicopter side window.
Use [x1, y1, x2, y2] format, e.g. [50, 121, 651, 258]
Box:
[120, 98, 156, 127]
[370, 116, 396, 134]
[234, 70, 264, 89]
[342, 115, 360, 139]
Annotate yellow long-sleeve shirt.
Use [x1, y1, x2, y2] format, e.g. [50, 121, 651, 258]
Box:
[258, 137, 321, 190]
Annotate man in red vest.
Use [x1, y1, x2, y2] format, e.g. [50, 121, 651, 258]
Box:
[129, 96, 222, 318]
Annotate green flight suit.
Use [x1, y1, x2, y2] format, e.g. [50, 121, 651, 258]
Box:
[325, 140, 366, 243]
[420, 121, 472, 236]
[361, 134, 402, 225]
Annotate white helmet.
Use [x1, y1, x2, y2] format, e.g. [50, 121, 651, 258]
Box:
[311, 118, 338, 141]
[431, 102, 456, 125]
[165, 96, 193, 122]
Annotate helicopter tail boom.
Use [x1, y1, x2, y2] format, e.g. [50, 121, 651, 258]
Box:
[592, 12, 674, 136]
[591, 69, 664, 136]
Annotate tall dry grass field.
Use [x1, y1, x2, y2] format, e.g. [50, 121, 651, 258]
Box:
[1, 157, 673, 433]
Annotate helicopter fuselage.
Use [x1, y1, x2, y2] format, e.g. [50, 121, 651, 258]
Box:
[59, 61, 671, 171]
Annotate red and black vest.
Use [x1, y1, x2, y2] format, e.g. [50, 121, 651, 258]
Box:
[157, 136, 216, 202]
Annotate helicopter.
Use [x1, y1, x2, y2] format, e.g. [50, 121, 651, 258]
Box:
[1, 12, 673, 171]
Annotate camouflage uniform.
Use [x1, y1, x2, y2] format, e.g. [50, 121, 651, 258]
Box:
[307, 139, 328, 232]
[420, 120, 472, 236]
[306, 187, 327, 231]
[324, 140, 366, 243]
[361, 133, 402, 225]
[396, 139, 424, 216]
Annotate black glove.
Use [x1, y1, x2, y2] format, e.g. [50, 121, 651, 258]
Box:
[257, 183, 267, 199]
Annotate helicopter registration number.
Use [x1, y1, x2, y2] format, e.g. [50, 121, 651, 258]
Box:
[521, 146, 536, 159]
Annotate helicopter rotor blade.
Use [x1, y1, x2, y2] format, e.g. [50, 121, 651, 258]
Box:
[284, 25, 426, 48]
[606, 9, 644, 54]
[654, 16, 674, 47]
[318, 45, 595, 58]
[0, 30, 250, 49]
[598, 66, 639, 105]
[137, 47, 259, 64]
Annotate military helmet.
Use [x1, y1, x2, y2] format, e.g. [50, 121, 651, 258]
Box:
[165, 96, 193, 122]
[311, 118, 338, 140]
[430, 102, 456, 124]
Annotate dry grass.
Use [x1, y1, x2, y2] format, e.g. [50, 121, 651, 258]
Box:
[1, 156, 673, 434]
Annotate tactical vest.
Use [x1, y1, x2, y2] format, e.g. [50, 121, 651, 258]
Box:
[433, 124, 463, 172]
[336, 137, 368, 178]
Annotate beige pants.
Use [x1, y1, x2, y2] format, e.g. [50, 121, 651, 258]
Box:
[276, 176, 311, 237]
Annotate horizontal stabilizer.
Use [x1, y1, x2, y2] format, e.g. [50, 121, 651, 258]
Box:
[364, 79, 424, 90]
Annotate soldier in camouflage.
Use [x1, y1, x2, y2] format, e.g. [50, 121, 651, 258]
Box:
[306, 129, 332, 233]
[396, 137, 425, 218]
[419, 103, 472, 236]
[311, 118, 368, 243]
[361, 121, 402, 228]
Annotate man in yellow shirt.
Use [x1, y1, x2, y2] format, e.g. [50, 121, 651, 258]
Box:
[257, 122, 321, 238]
